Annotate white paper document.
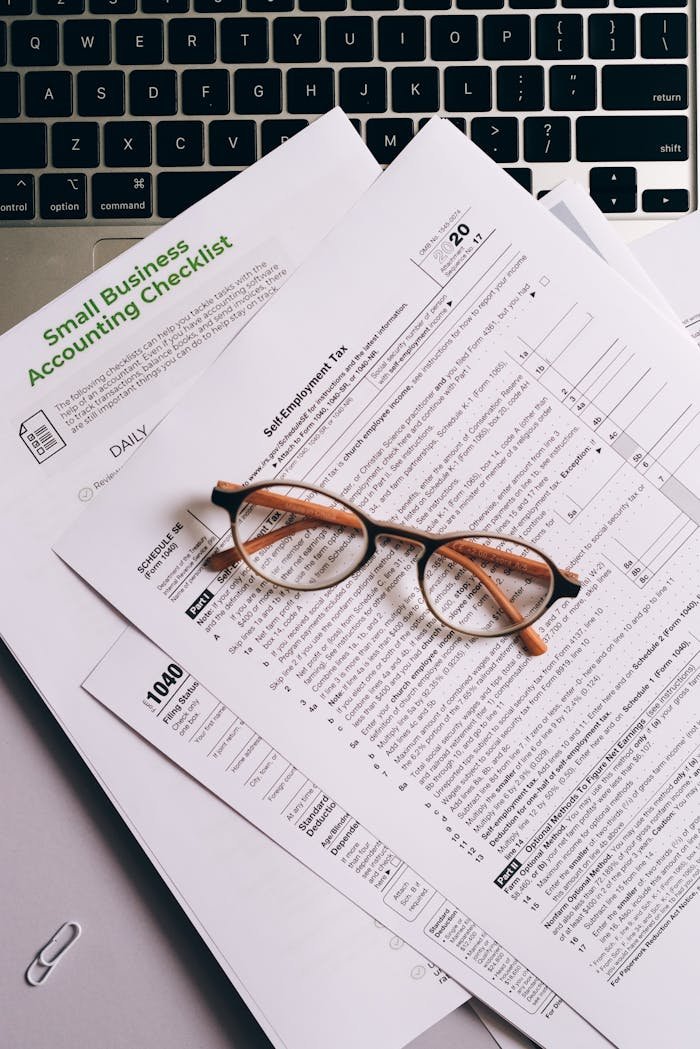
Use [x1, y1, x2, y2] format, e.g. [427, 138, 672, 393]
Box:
[59, 118, 700, 1049]
[632, 210, 700, 348]
[0, 112, 471, 1049]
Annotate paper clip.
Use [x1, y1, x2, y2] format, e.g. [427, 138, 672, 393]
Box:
[25, 921, 82, 987]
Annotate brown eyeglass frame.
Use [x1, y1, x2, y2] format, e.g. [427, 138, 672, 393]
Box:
[209, 480, 581, 657]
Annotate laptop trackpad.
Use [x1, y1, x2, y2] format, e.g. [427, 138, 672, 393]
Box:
[93, 237, 143, 270]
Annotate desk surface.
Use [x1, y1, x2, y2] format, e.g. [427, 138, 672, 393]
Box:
[1, 641, 499, 1049]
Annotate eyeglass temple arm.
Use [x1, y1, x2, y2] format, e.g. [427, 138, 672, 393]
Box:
[211, 484, 548, 656]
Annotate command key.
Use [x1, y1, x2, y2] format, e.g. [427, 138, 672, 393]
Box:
[0, 174, 34, 220]
[92, 173, 152, 219]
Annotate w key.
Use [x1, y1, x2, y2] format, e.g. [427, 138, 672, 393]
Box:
[602, 65, 687, 109]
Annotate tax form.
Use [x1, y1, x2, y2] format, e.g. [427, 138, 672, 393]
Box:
[59, 117, 700, 1047]
[631, 211, 700, 348]
[0, 111, 473, 1049]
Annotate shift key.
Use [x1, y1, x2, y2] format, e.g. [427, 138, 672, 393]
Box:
[602, 65, 687, 110]
[576, 116, 688, 161]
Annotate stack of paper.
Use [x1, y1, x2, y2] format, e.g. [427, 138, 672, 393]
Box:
[4, 109, 700, 1049]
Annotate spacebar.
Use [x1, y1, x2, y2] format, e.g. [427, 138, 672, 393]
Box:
[576, 116, 688, 161]
[157, 171, 238, 219]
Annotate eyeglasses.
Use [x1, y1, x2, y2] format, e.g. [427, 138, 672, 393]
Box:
[208, 480, 581, 657]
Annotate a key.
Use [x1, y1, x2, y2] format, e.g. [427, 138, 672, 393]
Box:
[589, 166, 636, 192]
[326, 16, 373, 61]
[505, 167, 532, 192]
[287, 67, 334, 113]
[300, 0, 345, 8]
[104, 120, 151, 165]
[52, 121, 99, 166]
[273, 17, 321, 62]
[430, 16, 477, 61]
[182, 69, 229, 113]
[457, 0, 503, 8]
[0, 73, 20, 117]
[353, 0, 398, 8]
[156, 120, 203, 165]
[0, 122, 46, 167]
[550, 65, 596, 110]
[261, 118, 307, 154]
[641, 13, 687, 58]
[591, 189, 636, 212]
[93, 173, 152, 219]
[365, 118, 413, 162]
[39, 172, 86, 219]
[221, 18, 268, 63]
[577, 115, 688, 160]
[339, 67, 386, 111]
[641, 189, 689, 212]
[603, 64, 687, 110]
[11, 20, 58, 65]
[168, 18, 216, 62]
[90, 0, 136, 12]
[378, 16, 425, 61]
[130, 70, 177, 114]
[497, 66, 543, 110]
[0, 174, 34, 219]
[115, 19, 164, 65]
[25, 71, 72, 116]
[38, 0, 84, 11]
[64, 19, 111, 65]
[142, 0, 189, 11]
[524, 116, 570, 161]
[392, 66, 438, 111]
[208, 119, 256, 164]
[157, 170, 235, 218]
[233, 68, 281, 113]
[470, 117, 518, 161]
[536, 14, 582, 59]
[483, 15, 530, 59]
[444, 66, 491, 111]
[77, 71, 124, 115]
[588, 14, 635, 57]
[247, 0, 293, 10]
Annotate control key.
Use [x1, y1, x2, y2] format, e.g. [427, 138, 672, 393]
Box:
[0, 174, 34, 219]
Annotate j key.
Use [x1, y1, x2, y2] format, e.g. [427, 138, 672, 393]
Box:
[641, 14, 687, 58]
[550, 65, 596, 110]
[142, 0, 189, 11]
[11, 20, 58, 65]
[130, 70, 177, 114]
[92, 173, 152, 219]
[0, 122, 46, 167]
[157, 171, 235, 218]
[642, 189, 689, 212]
[589, 166, 635, 192]
[157, 120, 203, 165]
[603, 65, 687, 110]
[77, 71, 124, 115]
[195, 0, 242, 9]
[457, 0, 503, 8]
[497, 66, 543, 110]
[52, 121, 99, 166]
[483, 16, 530, 60]
[182, 69, 229, 113]
[524, 116, 571, 161]
[615, 0, 685, 7]
[535, 15, 582, 59]
[90, 0, 136, 11]
[326, 16, 373, 61]
[234, 68, 281, 113]
[0, 73, 19, 117]
[300, 0, 345, 8]
[365, 118, 413, 163]
[0, 174, 34, 220]
[444, 66, 491, 111]
[247, 0, 293, 10]
[590, 190, 636, 212]
[221, 18, 268, 63]
[64, 20, 111, 65]
[261, 118, 307, 155]
[430, 16, 477, 61]
[39, 173, 86, 220]
[104, 120, 151, 165]
[353, 0, 397, 8]
[287, 67, 334, 113]
[505, 167, 532, 192]
[576, 116, 688, 160]
[25, 71, 72, 117]
[339, 67, 386, 111]
[115, 19, 164, 65]
[168, 18, 216, 62]
[208, 119, 256, 164]
[273, 18, 321, 62]
[378, 16, 425, 61]
[38, 0, 84, 10]
[392, 66, 438, 112]
[588, 14, 635, 57]
[470, 117, 518, 161]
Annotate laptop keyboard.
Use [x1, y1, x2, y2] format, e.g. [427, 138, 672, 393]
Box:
[0, 2, 694, 223]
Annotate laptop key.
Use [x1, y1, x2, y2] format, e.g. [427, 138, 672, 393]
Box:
[497, 65, 543, 110]
[90, 0, 136, 11]
[353, 0, 398, 8]
[470, 117, 518, 161]
[64, 19, 111, 65]
[378, 16, 425, 60]
[77, 70, 124, 115]
[550, 64, 596, 109]
[576, 115, 688, 160]
[536, 14, 582, 58]
[52, 120, 99, 166]
[615, 0, 685, 7]
[104, 120, 151, 165]
[130, 70, 177, 114]
[287, 67, 334, 113]
[392, 66, 438, 112]
[588, 14, 635, 57]
[142, 0, 189, 11]
[365, 117, 413, 162]
[602, 64, 687, 110]
[430, 16, 477, 61]
[0, 174, 34, 219]
[221, 18, 268, 63]
[405, 0, 450, 8]
[157, 170, 235, 218]
[0, 24, 5, 65]
[590, 189, 636, 212]
[273, 17, 321, 62]
[11, 20, 58, 65]
[0, 72, 20, 116]
[300, 0, 346, 9]
[457, 0, 504, 8]
[195, 0, 242, 9]
[208, 119, 256, 164]
[156, 120, 203, 165]
[444, 66, 491, 111]
[641, 189, 689, 212]
[38, 0, 84, 10]
[261, 118, 307, 154]
[92, 172, 152, 219]
[0, 0, 32, 11]
[169, 18, 216, 63]
[562, 0, 607, 7]
[641, 14, 687, 58]
[483, 15, 530, 59]
[247, 0, 293, 10]
[524, 116, 571, 161]
[116, 19, 164, 65]
[339, 67, 386, 112]
[589, 166, 636, 192]
[182, 68, 229, 113]
[25, 71, 72, 116]
[0, 121, 46, 167]
[326, 17, 373, 61]
[234, 68, 281, 113]
[419, 114, 465, 130]
[505, 167, 532, 192]
[39, 172, 86, 219]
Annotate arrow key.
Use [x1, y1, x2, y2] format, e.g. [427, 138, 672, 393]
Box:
[591, 190, 637, 214]
[589, 166, 636, 193]
[642, 189, 689, 213]
[0, 174, 34, 220]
